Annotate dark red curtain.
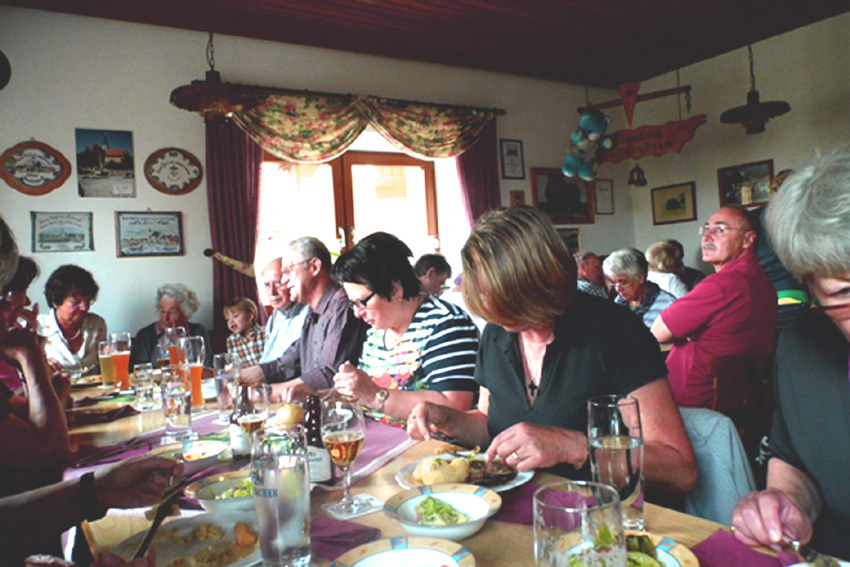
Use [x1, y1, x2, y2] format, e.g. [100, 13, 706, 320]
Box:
[456, 120, 501, 227]
[206, 120, 263, 351]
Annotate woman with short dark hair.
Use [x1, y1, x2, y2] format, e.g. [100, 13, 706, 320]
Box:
[407, 207, 696, 492]
[330, 232, 478, 426]
[36, 264, 106, 375]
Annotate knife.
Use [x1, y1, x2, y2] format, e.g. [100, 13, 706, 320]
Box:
[132, 476, 188, 560]
[784, 537, 841, 567]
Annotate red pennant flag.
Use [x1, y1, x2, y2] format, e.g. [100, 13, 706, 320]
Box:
[619, 82, 642, 128]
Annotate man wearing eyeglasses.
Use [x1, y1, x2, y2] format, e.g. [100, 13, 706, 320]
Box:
[242, 237, 368, 401]
[257, 257, 308, 364]
[651, 206, 777, 433]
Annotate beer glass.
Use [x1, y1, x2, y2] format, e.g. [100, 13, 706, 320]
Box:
[321, 391, 366, 515]
[110, 332, 132, 390]
[587, 395, 645, 530]
[178, 336, 205, 407]
[164, 327, 187, 366]
[98, 340, 116, 389]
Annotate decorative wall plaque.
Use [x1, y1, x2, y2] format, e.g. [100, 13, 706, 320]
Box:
[1, 140, 71, 195]
[144, 147, 203, 195]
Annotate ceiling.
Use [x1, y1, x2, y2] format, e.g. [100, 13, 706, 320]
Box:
[7, 0, 850, 87]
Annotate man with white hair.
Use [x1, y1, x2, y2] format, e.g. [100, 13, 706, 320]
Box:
[258, 257, 308, 363]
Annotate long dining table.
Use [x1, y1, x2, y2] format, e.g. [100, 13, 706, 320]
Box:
[67, 386, 780, 567]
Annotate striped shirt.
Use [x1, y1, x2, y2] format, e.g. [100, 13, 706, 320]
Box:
[361, 296, 479, 423]
[227, 324, 267, 367]
[615, 280, 676, 328]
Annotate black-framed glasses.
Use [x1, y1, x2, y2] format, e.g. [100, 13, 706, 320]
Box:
[698, 224, 749, 236]
[347, 291, 377, 310]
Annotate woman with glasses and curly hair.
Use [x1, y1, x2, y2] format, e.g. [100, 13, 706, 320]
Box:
[407, 207, 696, 493]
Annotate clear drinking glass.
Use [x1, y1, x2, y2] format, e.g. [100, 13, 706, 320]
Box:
[133, 363, 156, 411]
[533, 480, 626, 567]
[164, 327, 187, 366]
[178, 336, 205, 407]
[110, 332, 133, 390]
[321, 391, 367, 515]
[213, 353, 241, 422]
[160, 365, 196, 444]
[98, 340, 116, 389]
[587, 395, 645, 530]
[251, 424, 311, 567]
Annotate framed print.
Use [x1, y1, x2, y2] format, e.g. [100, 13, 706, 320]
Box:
[717, 159, 773, 208]
[75, 128, 136, 198]
[651, 182, 697, 225]
[115, 211, 184, 257]
[509, 190, 526, 207]
[593, 179, 614, 215]
[500, 139, 525, 179]
[31, 212, 93, 252]
[1, 141, 72, 196]
[530, 167, 594, 224]
[144, 147, 204, 195]
[557, 228, 581, 254]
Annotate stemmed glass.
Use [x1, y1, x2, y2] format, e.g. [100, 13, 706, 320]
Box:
[321, 391, 367, 515]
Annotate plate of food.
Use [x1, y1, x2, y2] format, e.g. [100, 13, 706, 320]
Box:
[71, 374, 102, 388]
[626, 532, 699, 567]
[330, 536, 475, 567]
[110, 511, 260, 567]
[395, 449, 532, 493]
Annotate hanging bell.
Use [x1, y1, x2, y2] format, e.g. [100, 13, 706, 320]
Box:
[628, 164, 647, 187]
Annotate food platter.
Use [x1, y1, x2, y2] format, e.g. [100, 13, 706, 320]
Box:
[111, 511, 260, 567]
[395, 454, 533, 493]
[630, 532, 699, 567]
[330, 536, 476, 567]
[71, 375, 102, 388]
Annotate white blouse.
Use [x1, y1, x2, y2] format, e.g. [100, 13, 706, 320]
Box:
[37, 309, 107, 375]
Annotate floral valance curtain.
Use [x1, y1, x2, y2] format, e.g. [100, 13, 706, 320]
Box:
[232, 91, 500, 164]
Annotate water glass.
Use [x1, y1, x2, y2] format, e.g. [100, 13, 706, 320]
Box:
[213, 353, 241, 422]
[587, 395, 645, 530]
[133, 363, 156, 411]
[110, 332, 133, 390]
[98, 340, 116, 389]
[533, 481, 626, 567]
[251, 424, 311, 567]
[161, 365, 196, 444]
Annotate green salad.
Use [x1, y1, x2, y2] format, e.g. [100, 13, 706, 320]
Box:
[415, 496, 469, 526]
[215, 479, 253, 499]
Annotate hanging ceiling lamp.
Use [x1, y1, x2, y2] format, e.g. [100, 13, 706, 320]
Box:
[720, 45, 790, 134]
[170, 33, 258, 124]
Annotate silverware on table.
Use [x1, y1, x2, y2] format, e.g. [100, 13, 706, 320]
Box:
[72, 436, 148, 468]
[784, 536, 842, 567]
[132, 475, 188, 560]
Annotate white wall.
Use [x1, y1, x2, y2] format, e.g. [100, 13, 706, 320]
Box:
[0, 6, 633, 337]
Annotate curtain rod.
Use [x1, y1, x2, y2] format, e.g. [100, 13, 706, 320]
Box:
[245, 84, 506, 116]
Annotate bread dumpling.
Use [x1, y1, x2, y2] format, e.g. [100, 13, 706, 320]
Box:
[412, 456, 470, 485]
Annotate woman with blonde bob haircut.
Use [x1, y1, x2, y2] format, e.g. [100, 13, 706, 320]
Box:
[408, 207, 697, 493]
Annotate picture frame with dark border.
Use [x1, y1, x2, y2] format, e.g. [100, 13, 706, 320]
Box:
[509, 190, 526, 206]
[499, 139, 525, 179]
[717, 159, 774, 208]
[530, 167, 594, 224]
[115, 211, 184, 257]
[651, 182, 697, 225]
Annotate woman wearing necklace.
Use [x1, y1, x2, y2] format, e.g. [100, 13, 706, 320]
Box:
[408, 207, 697, 494]
[330, 232, 479, 427]
[36, 265, 106, 377]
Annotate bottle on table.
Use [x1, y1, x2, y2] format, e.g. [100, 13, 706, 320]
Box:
[304, 394, 333, 484]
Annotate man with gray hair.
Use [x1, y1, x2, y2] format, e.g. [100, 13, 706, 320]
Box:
[258, 257, 308, 363]
[242, 237, 368, 401]
[574, 251, 607, 298]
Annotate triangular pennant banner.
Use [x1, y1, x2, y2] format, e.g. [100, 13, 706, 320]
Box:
[619, 82, 642, 128]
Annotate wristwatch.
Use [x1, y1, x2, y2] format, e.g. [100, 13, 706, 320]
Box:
[375, 388, 390, 412]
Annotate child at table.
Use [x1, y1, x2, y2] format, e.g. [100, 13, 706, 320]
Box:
[224, 297, 266, 367]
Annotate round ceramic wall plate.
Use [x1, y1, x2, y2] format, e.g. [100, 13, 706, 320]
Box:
[144, 147, 203, 195]
[0, 140, 71, 195]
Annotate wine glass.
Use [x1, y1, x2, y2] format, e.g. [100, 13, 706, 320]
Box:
[321, 391, 367, 515]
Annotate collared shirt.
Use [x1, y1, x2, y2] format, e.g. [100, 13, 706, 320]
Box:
[260, 281, 369, 390]
[36, 309, 107, 374]
[227, 324, 267, 367]
[615, 280, 676, 328]
[260, 303, 309, 363]
[577, 276, 608, 299]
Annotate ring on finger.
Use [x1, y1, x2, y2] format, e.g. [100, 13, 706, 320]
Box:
[511, 450, 520, 461]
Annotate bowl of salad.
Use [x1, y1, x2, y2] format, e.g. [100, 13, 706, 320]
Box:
[184, 469, 254, 514]
[384, 483, 501, 540]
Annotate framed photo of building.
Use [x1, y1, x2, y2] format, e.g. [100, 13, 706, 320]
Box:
[717, 159, 774, 208]
[31, 212, 94, 253]
[75, 128, 136, 198]
[531, 167, 594, 224]
[500, 139, 525, 179]
[651, 182, 697, 225]
[115, 211, 184, 257]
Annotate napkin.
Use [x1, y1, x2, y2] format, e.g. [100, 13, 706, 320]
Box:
[493, 482, 540, 525]
[310, 515, 381, 560]
[691, 529, 800, 567]
[67, 404, 139, 425]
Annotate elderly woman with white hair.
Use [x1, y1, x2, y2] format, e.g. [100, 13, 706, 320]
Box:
[645, 241, 689, 299]
[731, 149, 850, 560]
[130, 283, 213, 367]
[603, 248, 677, 328]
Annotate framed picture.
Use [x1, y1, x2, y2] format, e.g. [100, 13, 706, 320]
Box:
[530, 167, 594, 224]
[557, 228, 581, 254]
[651, 182, 697, 225]
[144, 147, 204, 195]
[509, 190, 526, 207]
[115, 211, 184, 257]
[593, 179, 614, 215]
[31, 212, 93, 253]
[75, 128, 136, 198]
[717, 159, 774, 208]
[500, 139, 525, 179]
[1, 141, 72, 196]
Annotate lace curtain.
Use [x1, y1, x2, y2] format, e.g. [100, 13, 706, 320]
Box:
[232, 91, 500, 164]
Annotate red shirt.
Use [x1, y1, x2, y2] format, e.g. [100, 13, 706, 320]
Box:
[661, 253, 777, 414]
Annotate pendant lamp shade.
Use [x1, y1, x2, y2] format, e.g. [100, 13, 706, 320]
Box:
[719, 46, 790, 134]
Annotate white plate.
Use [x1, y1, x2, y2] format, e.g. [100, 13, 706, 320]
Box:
[110, 511, 260, 566]
[630, 532, 699, 567]
[786, 563, 849, 567]
[330, 536, 476, 567]
[395, 454, 532, 493]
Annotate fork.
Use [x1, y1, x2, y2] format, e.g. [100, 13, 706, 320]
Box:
[784, 536, 841, 567]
